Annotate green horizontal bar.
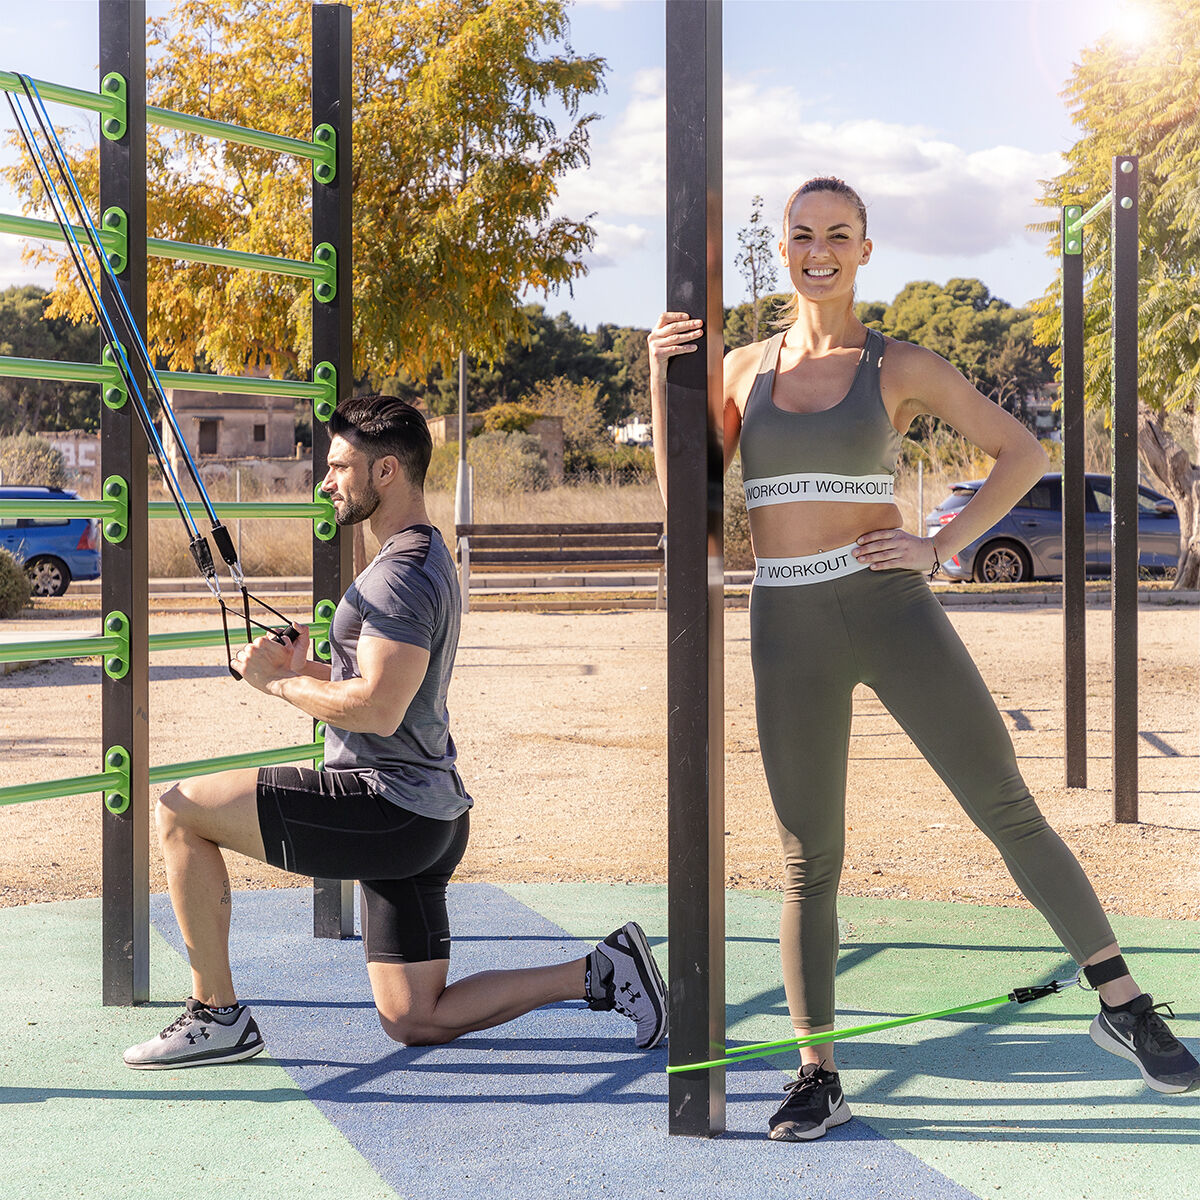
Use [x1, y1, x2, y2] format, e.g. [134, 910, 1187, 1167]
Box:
[0, 355, 111, 386]
[0, 213, 321, 283]
[158, 370, 323, 399]
[1066, 192, 1113, 233]
[0, 620, 327, 662]
[0, 71, 115, 118]
[146, 237, 323, 279]
[0, 211, 118, 252]
[0, 633, 121, 665]
[146, 105, 320, 161]
[148, 620, 328, 653]
[0, 498, 119, 519]
[0, 767, 124, 808]
[149, 740, 324, 785]
[147, 501, 328, 519]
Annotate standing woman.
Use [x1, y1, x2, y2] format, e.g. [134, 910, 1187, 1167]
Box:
[648, 177, 1199, 1141]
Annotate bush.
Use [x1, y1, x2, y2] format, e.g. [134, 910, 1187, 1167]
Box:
[567, 443, 655, 484]
[0, 548, 31, 617]
[426, 432, 549, 496]
[723, 454, 754, 569]
[481, 402, 544, 434]
[0, 433, 66, 488]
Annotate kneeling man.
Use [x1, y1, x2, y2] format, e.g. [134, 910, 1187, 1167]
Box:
[125, 395, 665, 1068]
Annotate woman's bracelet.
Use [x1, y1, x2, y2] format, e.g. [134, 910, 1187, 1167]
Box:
[928, 541, 940, 580]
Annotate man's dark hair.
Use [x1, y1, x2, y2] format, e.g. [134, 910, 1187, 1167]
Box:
[328, 394, 433, 488]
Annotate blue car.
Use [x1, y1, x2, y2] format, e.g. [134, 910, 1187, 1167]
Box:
[0, 486, 101, 597]
[926, 472, 1180, 583]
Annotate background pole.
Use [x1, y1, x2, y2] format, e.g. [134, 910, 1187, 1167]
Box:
[1110, 156, 1139, 823]
[99, 0, 149, 1006]
[665, 0, 725, 1137]
[1061, 205, 1087, 788]
[311, 1, 355, 935]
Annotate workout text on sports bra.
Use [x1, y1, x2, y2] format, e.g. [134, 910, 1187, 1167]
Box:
[743, 472, 895, 510]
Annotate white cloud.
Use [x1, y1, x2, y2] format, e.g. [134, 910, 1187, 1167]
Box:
[0, 235, 54, 290]
[583, 219, 650, 268]
[556, 68, 1064, 272]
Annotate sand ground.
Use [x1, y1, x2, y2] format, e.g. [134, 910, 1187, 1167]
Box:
[1, 602, 1197, 923]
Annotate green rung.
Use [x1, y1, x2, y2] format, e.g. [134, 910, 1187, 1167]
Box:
[148, 741, 326, 785]
[0, 763, 126, 808]
[147, 104, 324, 162]
[0, 71, 117, 119]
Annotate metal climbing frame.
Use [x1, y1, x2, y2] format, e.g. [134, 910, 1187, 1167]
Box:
[1059, 156, 1140, 823]
[0, 1, 353, 1001]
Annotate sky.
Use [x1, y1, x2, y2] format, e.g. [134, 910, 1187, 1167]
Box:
[0, 0, 1154, 332]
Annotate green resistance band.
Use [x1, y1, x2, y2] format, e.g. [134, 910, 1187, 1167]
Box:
[666, 977, 1079, 1074]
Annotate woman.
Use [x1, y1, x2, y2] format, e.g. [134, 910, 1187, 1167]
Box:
[648, 177, 1198, 1141]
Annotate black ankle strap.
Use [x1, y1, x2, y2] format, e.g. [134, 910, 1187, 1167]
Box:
[1082, 954, 1129, 989]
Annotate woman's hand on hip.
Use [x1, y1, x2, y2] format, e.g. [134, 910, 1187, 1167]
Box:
[648, 311, 703, 379]
[853, 528, 938, 573]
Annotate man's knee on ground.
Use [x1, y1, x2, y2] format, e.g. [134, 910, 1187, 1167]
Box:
[376, 1004, 453, 1047]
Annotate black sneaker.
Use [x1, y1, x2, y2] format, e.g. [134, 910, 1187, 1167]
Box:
[124, 998, 265, 1069]
[585, 921, 668, 1049]
[768, 1062, 852, 1141]
[1090, 994, 1200, 1094]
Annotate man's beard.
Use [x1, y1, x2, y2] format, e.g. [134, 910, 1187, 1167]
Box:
[334, 480, 381, 526]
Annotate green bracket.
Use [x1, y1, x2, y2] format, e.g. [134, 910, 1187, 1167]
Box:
[101, 344, 128, 410]
[101, 474, 129, 543]
[103, 611, 130, 680]
[103, 745, 131, 814]
[1064, 205, 1083, 256]
[312, 124, 337, 184]
[101, 207, 128, 274]
[313, 484, 336, 542]
[313, 243, 337, 303]
[313, 599, 336, 662]
[313, 361, 337, 422]
[100, 72, 127, 141]
[313, 722, 327, 772]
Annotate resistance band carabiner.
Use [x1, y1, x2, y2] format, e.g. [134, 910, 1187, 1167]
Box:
[666, 975, 1080, 1073]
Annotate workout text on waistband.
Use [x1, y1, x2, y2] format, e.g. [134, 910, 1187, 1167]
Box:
[753, 544, 869, 587]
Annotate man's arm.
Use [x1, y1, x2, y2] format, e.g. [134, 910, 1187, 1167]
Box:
[237, 631, 428, 736]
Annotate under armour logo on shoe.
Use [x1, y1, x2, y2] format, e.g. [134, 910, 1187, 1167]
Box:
[185, 1028, 211, 1045]
[619, 981, 643, 1002]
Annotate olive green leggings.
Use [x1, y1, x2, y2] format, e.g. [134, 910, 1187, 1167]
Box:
[750, 566, 1117, 1031]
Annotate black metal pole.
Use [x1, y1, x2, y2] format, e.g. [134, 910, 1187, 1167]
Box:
[311, 1, 355, 936]
[99, 0, 149, 1005]
[665, 0, 725, 1138]
[1110, 156, 1139, 823]
[1061, 206, 1087, 788]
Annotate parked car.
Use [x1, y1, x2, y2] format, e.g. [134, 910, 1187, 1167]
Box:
[925, 473, 1179, 583]
[0, 486, 101, 597]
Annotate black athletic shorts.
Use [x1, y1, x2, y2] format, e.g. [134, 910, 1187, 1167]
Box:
[256, 765, 470, 964]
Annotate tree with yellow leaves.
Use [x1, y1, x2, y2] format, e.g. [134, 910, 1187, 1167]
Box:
[1031, 0, 1200, 586]
[5, 0, 604, 384]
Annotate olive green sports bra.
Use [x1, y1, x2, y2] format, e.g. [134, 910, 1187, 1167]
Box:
[739, 327, 901, 510]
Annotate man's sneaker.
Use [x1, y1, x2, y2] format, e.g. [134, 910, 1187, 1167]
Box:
[1090, 994, 1200, 1094]
[768, 1063, 852, 1141]
[124, 998, 265, 1070]
[585, 921, 667, 1049]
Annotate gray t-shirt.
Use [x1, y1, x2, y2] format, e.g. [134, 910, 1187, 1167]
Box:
[322, 525, 471, 820]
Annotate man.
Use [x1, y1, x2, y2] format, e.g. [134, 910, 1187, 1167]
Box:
[125, 395, 666, 1069]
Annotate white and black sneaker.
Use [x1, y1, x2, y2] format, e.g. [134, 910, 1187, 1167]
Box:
[124, 998, 265, 1070]
[585, 921, 668, 1049]
[1090, 994, 1200, 1094]
[768, 1063, 852, 1141]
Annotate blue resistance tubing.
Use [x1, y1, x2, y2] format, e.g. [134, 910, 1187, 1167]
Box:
[20, 77, 218, 532]
[8, 83, 202, 539]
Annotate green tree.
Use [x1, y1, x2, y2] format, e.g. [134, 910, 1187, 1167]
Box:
[735, 194, 778, 342]
[1030, 0, 1200, 586]
[5, 0, 605, 382]
[0, 287, 100, 433]
[520, 374, 605, 471]
[0, 433, 67, 487]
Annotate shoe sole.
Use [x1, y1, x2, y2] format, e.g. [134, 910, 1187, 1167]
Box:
[622, 921, 668, 1050]
[125, 1040, 266, 1070]
[1089, 1015, 1194, 1094]
[769, 1102, 853, 1142]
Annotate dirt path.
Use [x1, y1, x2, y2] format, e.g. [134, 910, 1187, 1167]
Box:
[2, 604, 1197, 923]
